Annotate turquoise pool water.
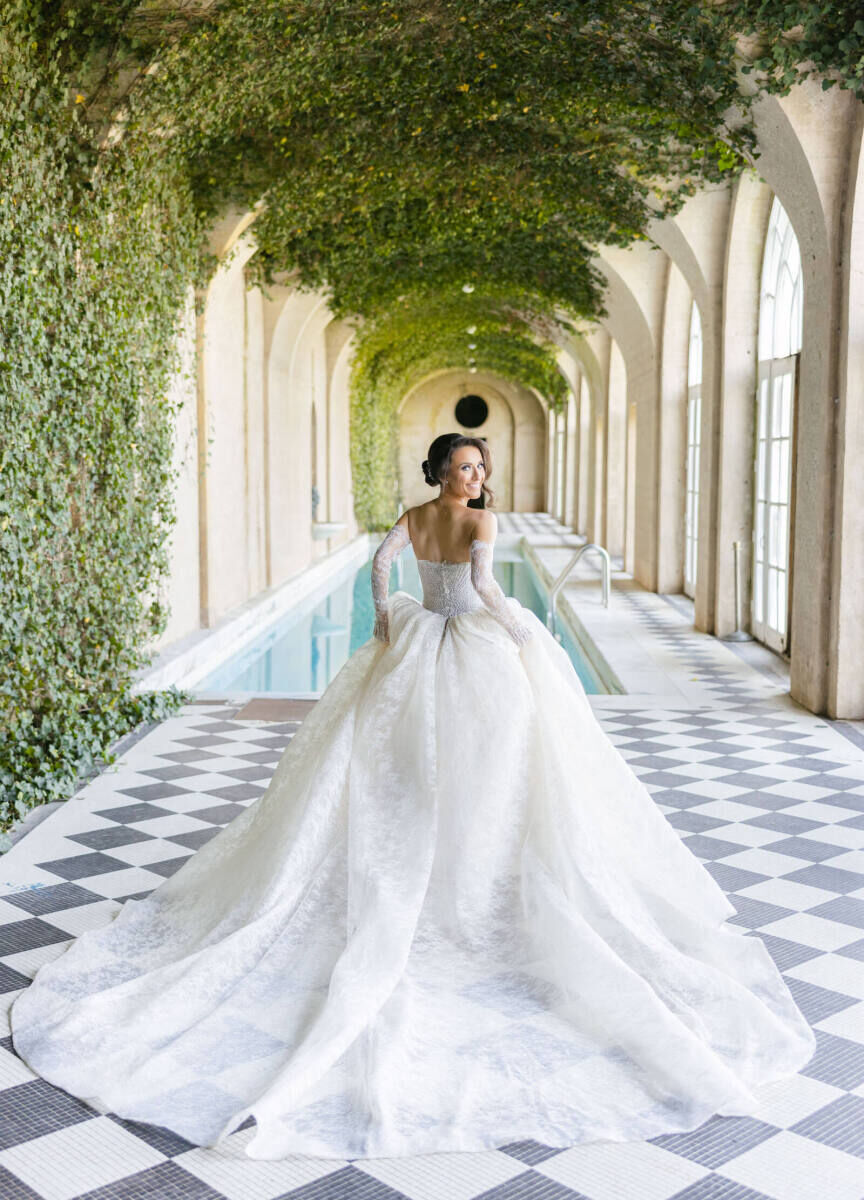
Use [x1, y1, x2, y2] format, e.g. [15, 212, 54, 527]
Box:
[198, 549, 607, 695]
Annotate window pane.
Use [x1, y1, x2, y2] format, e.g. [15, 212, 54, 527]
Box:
[776, 570, 787, 637]
[755, 225, 798, 648]
[755, 501, 766, 560]
[768, 567, 778, 632]
[769, 441, 786, 503]
[688, 303, 703, 387]
[760, 196, 802, 361]
[769, 503, 784, 567]
[758, 379, 769, 437]
[757, 441, 767, 500]
[777, 437, 789, 501]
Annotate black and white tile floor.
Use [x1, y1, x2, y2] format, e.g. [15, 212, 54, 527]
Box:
[2, 535, 864, 1198]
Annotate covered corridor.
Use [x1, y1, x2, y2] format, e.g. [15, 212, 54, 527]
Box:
[3, 6, 864, 1197]
[149, 78, 864, 722]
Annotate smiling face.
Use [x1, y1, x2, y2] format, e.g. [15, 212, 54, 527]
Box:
[443, 445, 486, 501]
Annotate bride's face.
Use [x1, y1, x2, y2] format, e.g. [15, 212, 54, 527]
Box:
[444, 448, 486, 500]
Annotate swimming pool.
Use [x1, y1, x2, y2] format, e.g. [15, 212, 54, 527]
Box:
[197, 546, 609, 695]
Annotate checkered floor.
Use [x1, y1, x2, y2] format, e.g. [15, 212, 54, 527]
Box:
[2, 590, 864, 1196]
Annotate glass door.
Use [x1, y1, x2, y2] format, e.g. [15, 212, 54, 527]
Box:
[752, 356, 796, 652]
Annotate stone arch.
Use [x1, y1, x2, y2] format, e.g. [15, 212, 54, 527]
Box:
[648, 185, 732, 629]
[398, 368, 546, 511]
[709, 170, 776, 638]
[655, 258, 693, 594]
[558, 333, 604, 537]
[197, 228, 264, 624]
[829, 107, 864, 716]
[265, 291, 334, 584]
[325, 323, 361, 547]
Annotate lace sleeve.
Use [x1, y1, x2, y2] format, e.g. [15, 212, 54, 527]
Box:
[371, 522, 411, 643]
[469, 539, 534, 646]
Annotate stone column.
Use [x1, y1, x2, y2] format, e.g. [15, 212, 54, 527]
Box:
[828, 109, 864, 717]
[714, 172, 773, 637]
[604, 339, 627, 558]
[577, 375, 592, 537]
[564, 387, 579, 531]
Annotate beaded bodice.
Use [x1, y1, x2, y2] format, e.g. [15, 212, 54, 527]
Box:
[370, 524, 533, 646]
[416, 559, 486, 618]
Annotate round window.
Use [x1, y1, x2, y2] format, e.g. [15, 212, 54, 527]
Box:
[454, 394, 488, 428]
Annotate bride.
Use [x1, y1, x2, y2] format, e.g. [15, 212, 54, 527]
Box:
[10, 431, 815, 1161]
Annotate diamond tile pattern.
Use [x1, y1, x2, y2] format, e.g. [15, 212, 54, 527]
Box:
[0, 575, 863, 1198]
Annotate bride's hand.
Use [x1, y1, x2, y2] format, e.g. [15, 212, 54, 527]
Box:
[512, 622, 534, 647]
[373, 613, 390, 644]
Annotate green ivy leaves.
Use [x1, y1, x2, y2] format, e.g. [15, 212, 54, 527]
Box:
[0, 29, 199, 829]
[734, 3, 864, 97]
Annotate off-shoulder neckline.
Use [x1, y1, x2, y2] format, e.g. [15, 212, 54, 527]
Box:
[414, 537, 492, 565]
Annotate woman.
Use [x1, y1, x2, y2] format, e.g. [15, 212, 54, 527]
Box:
[10, 432, 815, 1161]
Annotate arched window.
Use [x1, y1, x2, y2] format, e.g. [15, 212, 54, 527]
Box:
[758, 198, 803, 361]
[684, 301, 702, 599]
[753, 196, 802, 652]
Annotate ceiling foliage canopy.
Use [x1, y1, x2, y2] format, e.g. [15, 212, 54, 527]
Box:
[34, 5, 760, 348]
[10, 0, 858, 519]
[14, 2, 863, 341]
[86, 0, 770, 513]
[140, 0, 759, 323]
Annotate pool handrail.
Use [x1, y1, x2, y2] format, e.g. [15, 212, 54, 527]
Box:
[545, 542, 612, 637]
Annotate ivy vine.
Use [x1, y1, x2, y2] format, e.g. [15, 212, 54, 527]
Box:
[734, 2, 864, 96]
[0, 27, 202, 831]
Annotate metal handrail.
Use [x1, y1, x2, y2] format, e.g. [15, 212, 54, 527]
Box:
[546, 542, 612, 637]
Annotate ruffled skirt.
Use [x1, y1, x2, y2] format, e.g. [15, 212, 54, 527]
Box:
[10, 590, 816, 1159]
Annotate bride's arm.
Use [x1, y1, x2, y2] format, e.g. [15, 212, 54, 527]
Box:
[469, 515, 534, 647]
[371, 517, 411, 643]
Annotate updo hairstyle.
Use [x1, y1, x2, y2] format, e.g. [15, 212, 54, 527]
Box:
[421, 433, 495, 509]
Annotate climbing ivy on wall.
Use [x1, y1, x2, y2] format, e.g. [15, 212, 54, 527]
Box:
[0, 28, 205, 831]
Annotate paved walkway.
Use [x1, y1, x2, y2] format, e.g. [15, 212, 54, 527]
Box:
[1, 518, 863, 1200]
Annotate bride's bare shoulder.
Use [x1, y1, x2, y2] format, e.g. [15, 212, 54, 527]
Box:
[398, 502, 426, 527]
[470, 509, 498, 543]
[402, 500, 438, 528]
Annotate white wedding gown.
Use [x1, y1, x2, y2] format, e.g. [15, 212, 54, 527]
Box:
[9, 523, 816, 1161]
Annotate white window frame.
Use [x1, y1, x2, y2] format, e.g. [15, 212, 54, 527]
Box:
[753, 357, 797, 652]
[753, 197, 802, 653]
